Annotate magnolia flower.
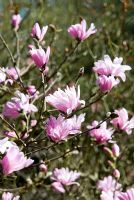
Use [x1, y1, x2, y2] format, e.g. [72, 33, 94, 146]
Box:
[87, 121, 113, 144]
[29, 47, 50, 68]
[45, 113, 85, 142]
[67, 113, 85, 134]
[31, 22, 48, 41]
[6, 67, 20, 80]
[111, 108, 134, 135]
[93, 55, 131, 81]
[97, 176, 122, 192]
[3, 91, 38, 119]
[11, 14, 22, 30]
[1, 146, 34, 175]
[100, 191, 120, 200]
[0, 137, 17, 154]
[46, 85, 85, 115]
[96, 75, 119, 93]
[118, 188, 134, 200]
[68, 19, 97, 41]
[0, 68, 6, 83]
[45, 115, 70, 142]
[3, 101, 20, 119]
[2, 192, 20, 200]
[51, 168, 81, 193]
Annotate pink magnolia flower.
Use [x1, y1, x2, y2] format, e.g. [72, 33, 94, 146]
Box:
[0, 137, 17, 154]
[0, 68, 6, 83]
[46, 85, 85, 115]
[112, 57, 131, 82]
[45, 115, 70, 142]
[29, 47, 50, 69]
[93, 55, 131, 81]
[2, 192, 20, 200]
[6, 67, 20, 80]
[111, 108, 134, 135]
[67, 113, 85, 134]
[11, 14, 22, 30]
[3, 91, 38, 119]
[68, 19, 97, 41]
[93, 55, 113, 76]
[3, 102, 20, 119]
[118, 188, 134, 200]
[1, 146, 34, 175]
[31, 22, 48, 41]
[46, 114, 85, 142]
[97, 176, 122, 192]
[100, 191, 120, 200]
[96, 75, 119, 93]
[87, 121, 113, 144]
[51, 167, 81, 193]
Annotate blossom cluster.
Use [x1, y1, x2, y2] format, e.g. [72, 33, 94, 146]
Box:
[93, 55, 131, 92]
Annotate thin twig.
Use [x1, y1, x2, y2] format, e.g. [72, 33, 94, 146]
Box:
[0, 115, 26, 147]
[0, 33, 15, 65]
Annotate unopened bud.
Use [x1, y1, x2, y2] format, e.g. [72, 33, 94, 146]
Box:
[107, 160, 115, 169]
[39, 161, 48, 173]
[43, 66, 49, 76]
[112, 144, 120, 157]
[27, 85, 37, 95]
[30, 120, 37, 127]
[113, 169, 120, 179]
[103, 147, 113, 157]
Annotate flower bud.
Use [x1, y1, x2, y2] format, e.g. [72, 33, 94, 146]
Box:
[39, 161, 47, 173]
[112, 144, 120, 157]
[113, 169, 120, 179]
[27, 85, 37, 96]
[107, 160, 115, 169]
[11, 14, 22, 30]
[30, 120, 37, 127]
[3, 130, 17, 138]
[43, 66, 49, 76]
[103, 147, 113, 157]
